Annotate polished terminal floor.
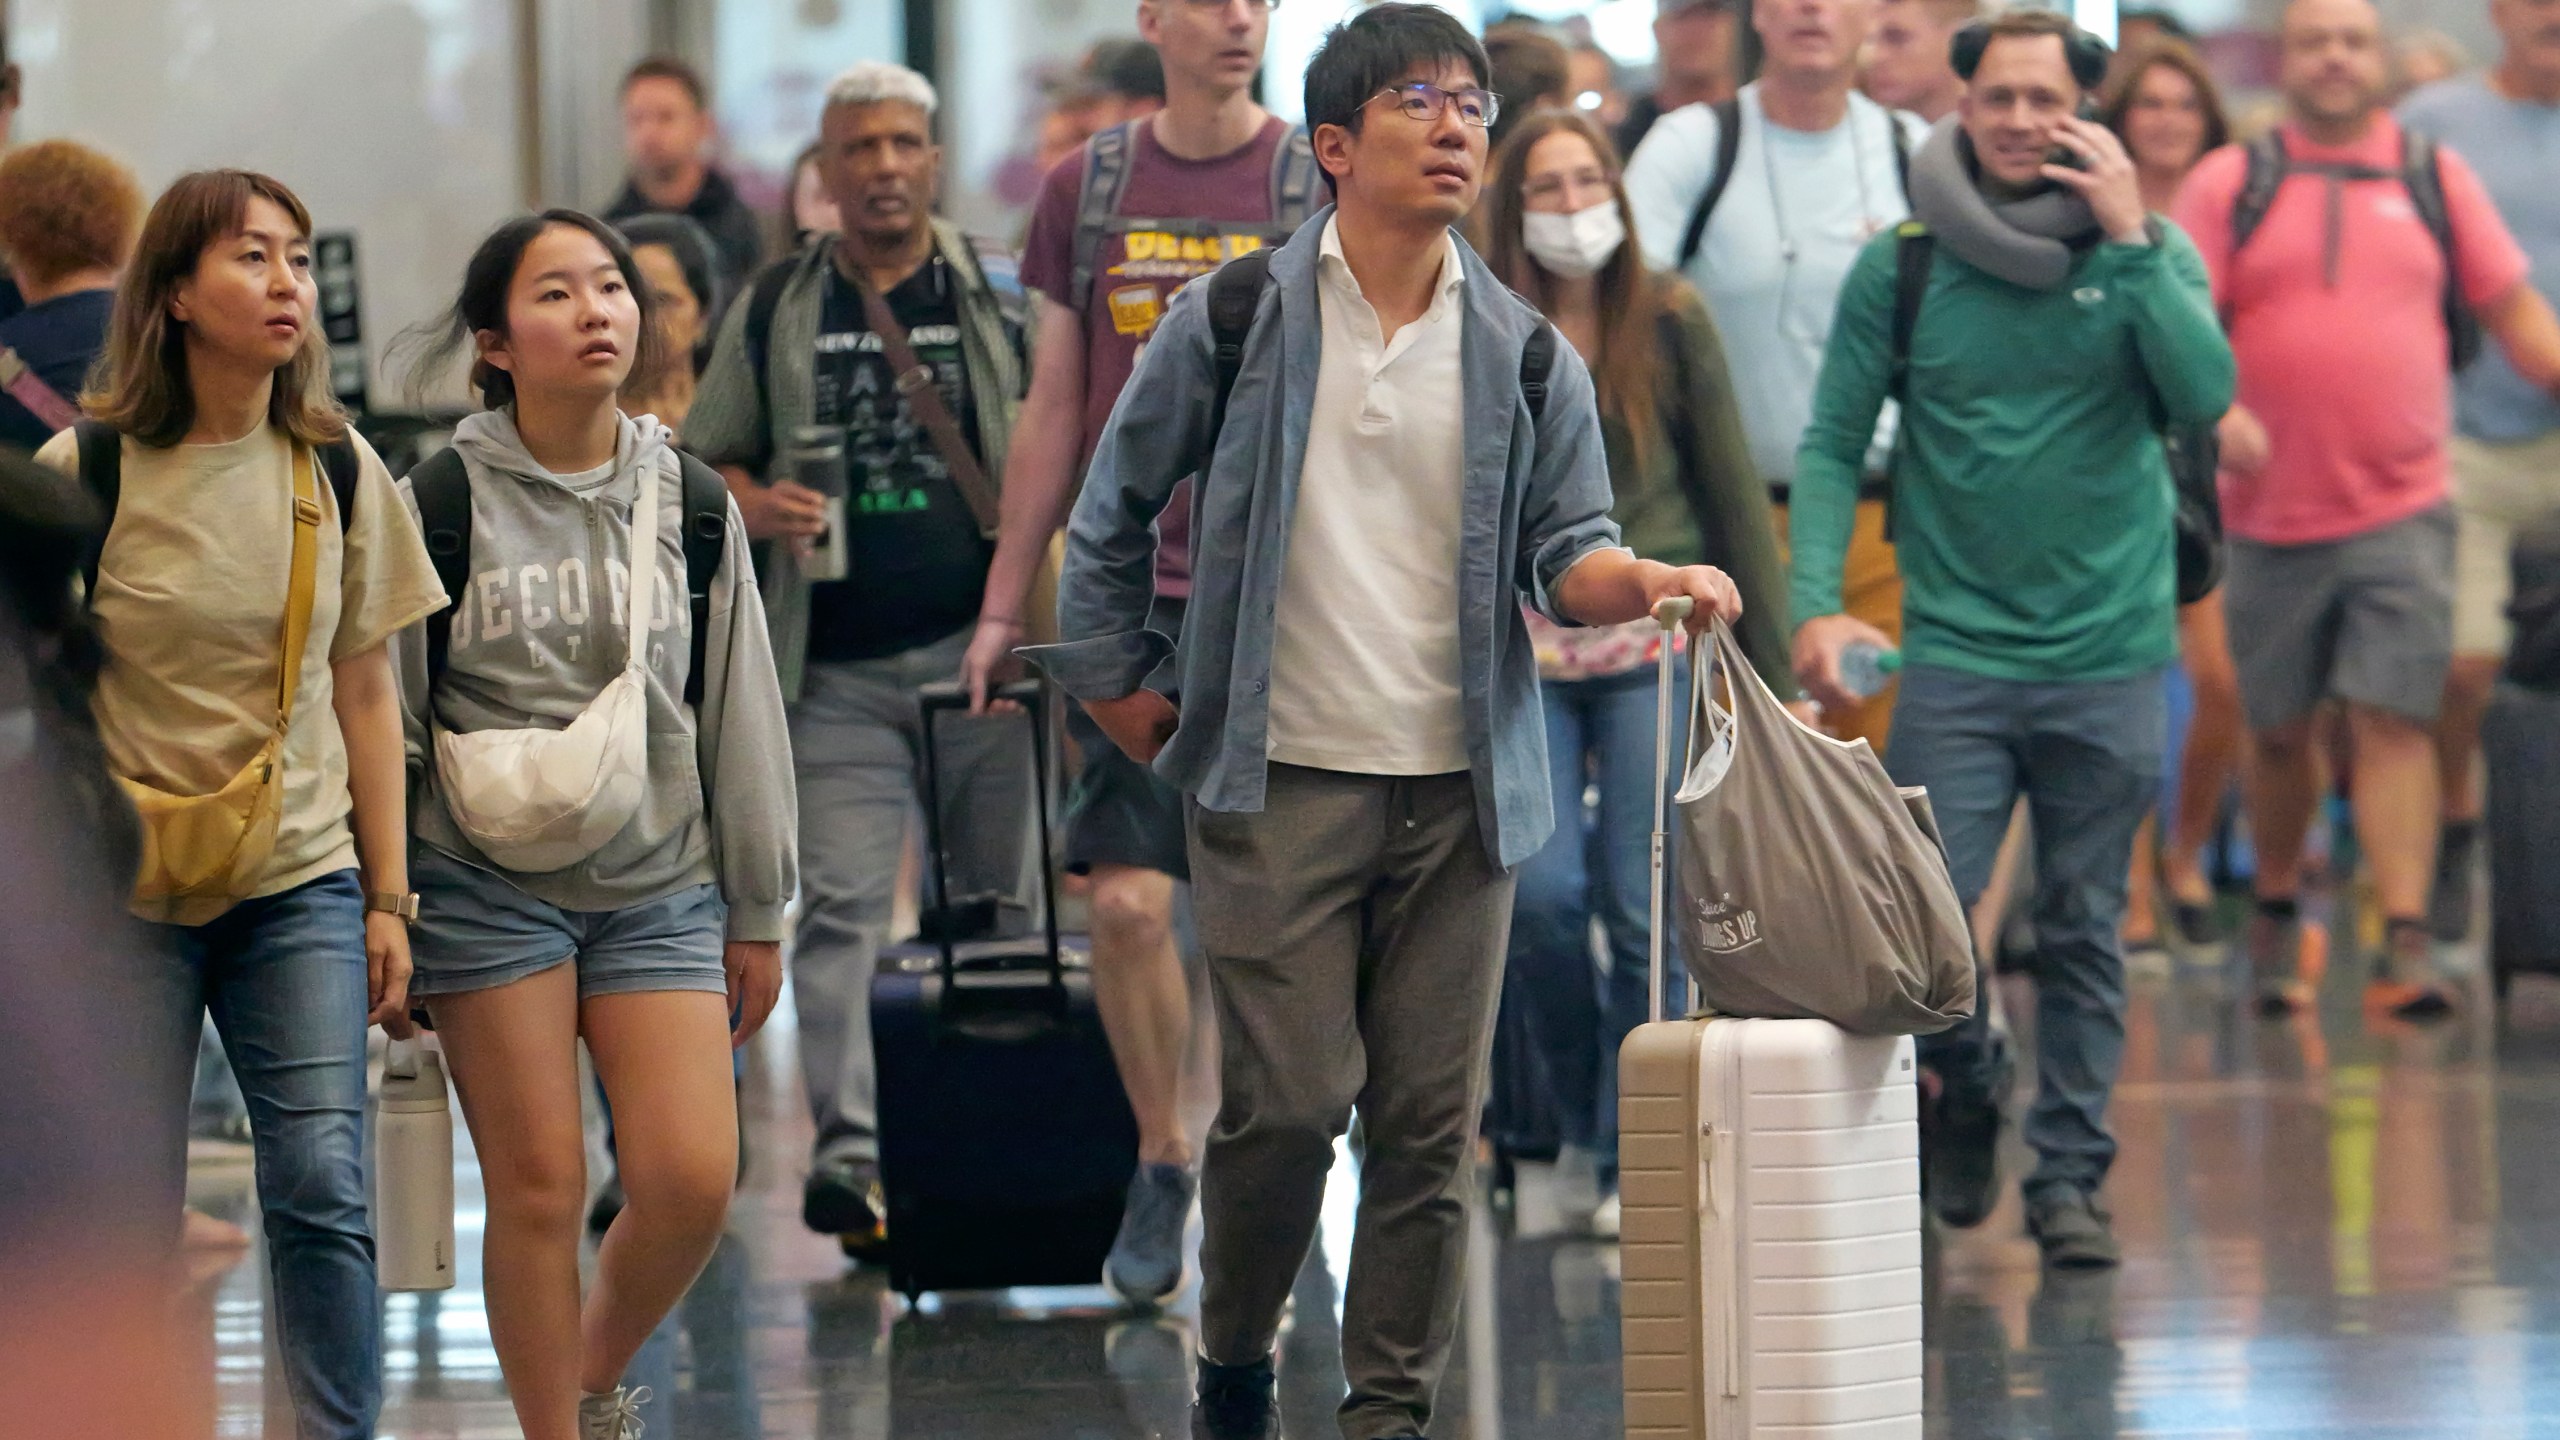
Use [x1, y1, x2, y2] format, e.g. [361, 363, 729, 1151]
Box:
[183, 919, 2560, 1439]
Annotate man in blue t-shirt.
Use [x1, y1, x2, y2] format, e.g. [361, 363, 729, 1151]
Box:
[0, 140, 140, 452]
[2400, 0, 2560, 940]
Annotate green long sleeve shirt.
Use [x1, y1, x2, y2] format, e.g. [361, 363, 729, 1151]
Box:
[1788, 224, 2235, 682]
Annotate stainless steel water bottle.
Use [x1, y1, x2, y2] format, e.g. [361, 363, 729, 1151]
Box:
[376, 1037, 456, 1292]
[791, 423, 850, 582]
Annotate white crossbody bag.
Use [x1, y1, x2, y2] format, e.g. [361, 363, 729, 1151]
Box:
[433, 459, 659, 873]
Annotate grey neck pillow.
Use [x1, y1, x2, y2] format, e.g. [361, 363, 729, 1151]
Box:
[1906, 115, 2100, 290]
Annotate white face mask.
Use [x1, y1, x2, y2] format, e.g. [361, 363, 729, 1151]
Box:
[1522, 200, 1627, 279]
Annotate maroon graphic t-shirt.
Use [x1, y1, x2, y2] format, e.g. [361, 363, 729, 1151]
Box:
[1019, 116, 1299, 600]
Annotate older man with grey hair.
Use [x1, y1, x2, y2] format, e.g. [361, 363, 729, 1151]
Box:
[687, 59, 1033, 1258]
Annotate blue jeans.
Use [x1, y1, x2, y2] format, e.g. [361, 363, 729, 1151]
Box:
[1503, 664, 1684, 1180]
[154, 870, 380, 1439]
[1887, 664, 2168, 1199]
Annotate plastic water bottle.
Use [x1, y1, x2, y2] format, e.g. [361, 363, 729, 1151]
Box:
[1840, 642, 1903, 700]
[376, 1038, 456, 1292]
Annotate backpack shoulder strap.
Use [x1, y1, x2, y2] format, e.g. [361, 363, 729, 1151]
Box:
[1270, 123, 1320, 228]
[1206, 247, 1274, 448]
[677, 451, 728, 709]
[1675, 97, 1746, 273]
[1520, 323, 1558, 425]
[742, 252, 802, 409]
[408, 446, 471, 685]
[317, 437, 359, 534]
[2397, 128, 2482, 370]
[74, 418, 121, 596]
[961, 231, 1030, 335]
[1887, 108, 1914, 203]
[1887, 222, 1936, 403]
[1070, 121, 1141, 313]
[2229, 130, 2290, 257]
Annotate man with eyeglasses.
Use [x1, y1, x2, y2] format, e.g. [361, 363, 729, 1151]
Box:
[1026, 7, 1744, 1437]
[962, 0, 1318, 1313]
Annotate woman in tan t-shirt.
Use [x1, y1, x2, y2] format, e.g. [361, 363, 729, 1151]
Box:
[40, 169, 446, 1440]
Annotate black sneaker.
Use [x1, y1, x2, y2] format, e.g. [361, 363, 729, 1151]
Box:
[586, 1170, 625, 1235]
[1921, 1046, 2010, 1231]
[803, 1156, 888, 1260]
[1191, 1354, 1277, 1440]
[2026, 1187, 2121, 1270]
[2429, 821, 2479, 944]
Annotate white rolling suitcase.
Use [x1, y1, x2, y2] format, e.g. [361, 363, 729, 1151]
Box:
[1618, 599, 1926, 1439]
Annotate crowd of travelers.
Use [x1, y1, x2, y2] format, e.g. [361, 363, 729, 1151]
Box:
[2, 0, 2557, 1435]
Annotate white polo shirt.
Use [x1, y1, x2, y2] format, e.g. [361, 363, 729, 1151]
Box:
[1265, 217, 1471, 775]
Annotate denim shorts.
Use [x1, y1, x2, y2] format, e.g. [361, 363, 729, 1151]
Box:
[407, 844, 728, 1000]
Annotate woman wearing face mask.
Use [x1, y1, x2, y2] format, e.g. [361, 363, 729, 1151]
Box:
[392, 210, 794, 1440]
[2103, 43, 2243, 952]
[1477, 110, 1788, 1237]
[36, 169, 448, 1440]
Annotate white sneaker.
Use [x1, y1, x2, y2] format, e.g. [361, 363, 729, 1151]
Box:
[1590, 1191, 1622, 1240]
[578, 1385, 651, 1440]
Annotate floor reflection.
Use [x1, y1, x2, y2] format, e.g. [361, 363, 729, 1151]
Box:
[168, 927, 2560, 1438]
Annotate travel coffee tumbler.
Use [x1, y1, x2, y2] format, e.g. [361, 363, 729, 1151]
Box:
[792, 423, 850, 582]
[376, 1037, 456, 1291]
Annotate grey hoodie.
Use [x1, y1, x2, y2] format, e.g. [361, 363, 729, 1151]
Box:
[392, 409, 796, 941]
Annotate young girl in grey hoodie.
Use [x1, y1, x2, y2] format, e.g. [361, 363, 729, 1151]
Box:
[389, 210, 794, 1440]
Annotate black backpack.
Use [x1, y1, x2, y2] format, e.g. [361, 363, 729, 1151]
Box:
[73, 419, 361, 593]
[2226, 127, 2480, 370]
[405, 446, 731, 707]
[1071, 120, 1322, 312]
[1198, 247, 1559, 465]
[1883, 222, 2225, 605]
[1676, 97, 1915, 273]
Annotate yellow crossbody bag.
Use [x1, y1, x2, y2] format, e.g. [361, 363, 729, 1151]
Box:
[121, 446, 323, 903]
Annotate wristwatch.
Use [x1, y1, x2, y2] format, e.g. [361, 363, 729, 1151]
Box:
[367, 891, 421, 924]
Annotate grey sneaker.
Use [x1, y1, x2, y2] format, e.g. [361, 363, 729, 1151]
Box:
[1106, 1161, 1197, 1307]
[2245, 907, 2324, 1017]
[2026, 1188, 2120, 1270]
[577, 1385, 651, 1440]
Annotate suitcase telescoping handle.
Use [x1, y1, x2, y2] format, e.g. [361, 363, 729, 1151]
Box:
[1649, 596, 1692, 1027]
[914, 679, 1064, 989]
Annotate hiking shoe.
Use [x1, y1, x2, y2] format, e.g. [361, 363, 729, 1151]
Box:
[803, 1156, 888, 1260]
[1191, 1354, 1277, 1439]
[1105, 1162, 1196, 1307]
[577, 1385, 651, 1440]
[2026, 1188, 2120, 1270]
[2429, 822, 2479, 943]
[1921, 1052, 2009, 1231]
[2370, 920, 2456, 1020]
[2245, 907, 2325, 1017]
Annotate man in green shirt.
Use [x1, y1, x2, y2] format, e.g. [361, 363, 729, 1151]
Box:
[1789, 9, 2234, 1269]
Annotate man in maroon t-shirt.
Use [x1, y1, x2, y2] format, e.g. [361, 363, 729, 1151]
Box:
[960, 0, 1318, 1311]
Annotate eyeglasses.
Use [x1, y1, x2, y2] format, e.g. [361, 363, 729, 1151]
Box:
[1523, 167, 1618, 204]
[1371, 82, 1500, 128]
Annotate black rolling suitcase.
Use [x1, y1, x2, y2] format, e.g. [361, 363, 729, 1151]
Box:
[2487, 516, 2560, 1003]
[870, 680, 1139, 1298]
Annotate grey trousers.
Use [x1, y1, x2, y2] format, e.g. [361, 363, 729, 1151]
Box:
[1186, 765, 1515, 1440]
[788, 629, 1030, 1167]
